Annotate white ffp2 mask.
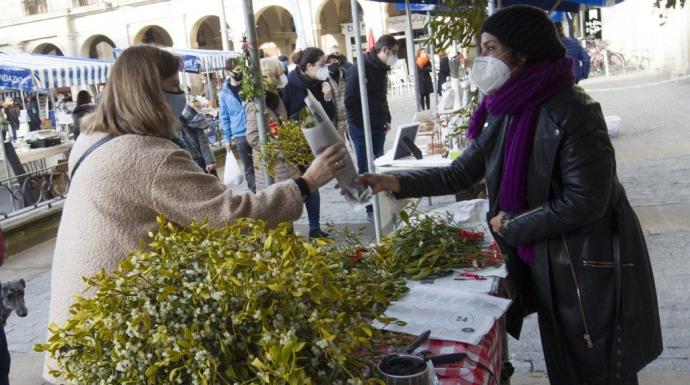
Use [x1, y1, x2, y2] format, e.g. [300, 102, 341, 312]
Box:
[316, 66, 330, 81]
[470, 56, 511, 95]
[386, 54, 398, 67]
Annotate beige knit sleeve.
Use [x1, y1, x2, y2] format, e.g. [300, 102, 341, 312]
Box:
[150, 148, 303, 228]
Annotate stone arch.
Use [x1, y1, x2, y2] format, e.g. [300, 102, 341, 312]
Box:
[316, 0, 364, 59]
[255, 5, 297, 57]
[133, 25, 173, 47]
[190, 15, 232, 50]
[32, 43, 64, 56]
[81, 34, 116, 59]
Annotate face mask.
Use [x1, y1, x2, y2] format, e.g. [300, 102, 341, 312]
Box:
[278, 74, 288, 89]
[470, 56, 511, 95]
[231, 71, 242, 82]
[316, 66, 330, 81]
[328, 63, 340, 74]
[164, 90, 186, 118]
[386, 53, 398, 67]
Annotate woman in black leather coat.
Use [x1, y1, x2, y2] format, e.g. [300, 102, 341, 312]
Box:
[358, 6, 661, 385]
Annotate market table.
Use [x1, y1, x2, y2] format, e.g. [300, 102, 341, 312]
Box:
[16, 142, 72, 164]
[14, 141, 72, 173]
[415, 321, 503, 385]
[373, 200, 511, 385]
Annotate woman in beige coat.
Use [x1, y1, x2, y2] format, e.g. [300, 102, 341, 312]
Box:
[44, 46, 348, 383]
[246, 57, 300, 191]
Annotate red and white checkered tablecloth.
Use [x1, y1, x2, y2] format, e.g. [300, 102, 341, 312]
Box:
[412, 320, 503, 385]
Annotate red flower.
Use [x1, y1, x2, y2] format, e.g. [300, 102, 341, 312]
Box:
[348, 247, 367, 264]
[268, 120, 279, 137]
[458, 230, 485, 241]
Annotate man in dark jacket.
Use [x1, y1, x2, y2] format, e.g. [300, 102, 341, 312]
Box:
[4, 99, 20, 142]
[345, 35, 398, 220]
[26, 94, 41, 131]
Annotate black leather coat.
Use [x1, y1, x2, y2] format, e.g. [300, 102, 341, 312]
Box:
[396, 87, 662, 384]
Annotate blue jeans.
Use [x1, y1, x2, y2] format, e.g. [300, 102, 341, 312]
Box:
[348, 122, 386, 213]
[305, 190, 321, 232]
[235, 136, 256, 193]
[347, 121, 386, 175]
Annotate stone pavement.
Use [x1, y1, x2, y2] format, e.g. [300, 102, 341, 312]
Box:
[3, 73, 690, 384]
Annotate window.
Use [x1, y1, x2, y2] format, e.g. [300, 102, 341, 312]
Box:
[24, 0, 48, 15]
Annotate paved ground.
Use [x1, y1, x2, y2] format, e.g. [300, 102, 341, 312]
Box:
[3, 72, 690, 384]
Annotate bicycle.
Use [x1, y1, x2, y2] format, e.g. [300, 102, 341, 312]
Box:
[19, 168, 70, 207]
[624, 50, 652, 71]
[586, 38, 626, 76]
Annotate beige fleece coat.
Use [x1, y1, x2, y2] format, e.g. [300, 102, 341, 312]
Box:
[44, 132, 303, 382]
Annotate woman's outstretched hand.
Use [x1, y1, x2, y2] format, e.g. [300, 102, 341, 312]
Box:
[356, 173, 400, 194]
[301, 143, 349, 192]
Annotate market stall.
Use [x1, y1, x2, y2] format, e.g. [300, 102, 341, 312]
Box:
[113, 47, 241, 99]
[0, 52, 112, 212]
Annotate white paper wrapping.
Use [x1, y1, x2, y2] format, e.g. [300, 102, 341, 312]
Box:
[301, 91, 372, 203]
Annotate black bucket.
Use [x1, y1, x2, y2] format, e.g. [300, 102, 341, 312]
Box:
[377, 354, 429, 385]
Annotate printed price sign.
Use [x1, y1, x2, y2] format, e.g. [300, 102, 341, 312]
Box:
[585, 9, 602, 39]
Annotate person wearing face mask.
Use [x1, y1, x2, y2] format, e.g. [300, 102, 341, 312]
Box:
[282, 47, 336, 239]
[357, 6, 661, 385]
[345, 34, 398, 223]
[245, 57, 297, 191]
[415, 48, 434, 110]
[71, 91, 95, 140]
[178, 103, 217, 174]
[220, 58, 256, 193]
[42, 45, 350, 383]
[326, 53, 348, 139]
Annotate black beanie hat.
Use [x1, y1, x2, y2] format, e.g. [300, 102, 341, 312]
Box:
[481, 5, 566, 64]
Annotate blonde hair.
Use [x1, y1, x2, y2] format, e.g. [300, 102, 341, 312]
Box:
[260, 57, 284, 91]
[81, 45, 181, 139]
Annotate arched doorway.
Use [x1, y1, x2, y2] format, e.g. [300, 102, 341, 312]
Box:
[191, 16, 231, 50]
[33, 43, 63, 56]
[82, 35, 116, 60]
[133, 26, 173, 47]
[256, 6, 297, 57]
[317, 0, 364, 61]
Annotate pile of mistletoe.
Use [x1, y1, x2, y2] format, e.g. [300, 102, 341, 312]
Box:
[36, 211, 502, 384]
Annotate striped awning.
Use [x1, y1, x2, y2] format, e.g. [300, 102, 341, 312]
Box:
[0, 90, 22, 100]
[167, 48, 242, 73]
[113, 47, 242, 73]
[0, 52, 111, 91]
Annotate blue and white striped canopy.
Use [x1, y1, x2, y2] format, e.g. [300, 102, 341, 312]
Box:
[166, 48, 241, 73]
[0, 52, 111, 91]
[113, 47, 241, 74]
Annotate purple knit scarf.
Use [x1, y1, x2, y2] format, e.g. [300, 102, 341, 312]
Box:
[467, 57, 574, 264]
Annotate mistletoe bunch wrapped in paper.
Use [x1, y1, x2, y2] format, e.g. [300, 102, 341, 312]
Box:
[36, 217, 406, 385]
[258, 118, 314, 177]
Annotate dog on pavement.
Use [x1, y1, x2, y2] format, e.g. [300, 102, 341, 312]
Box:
[1, 279, 27, 326]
